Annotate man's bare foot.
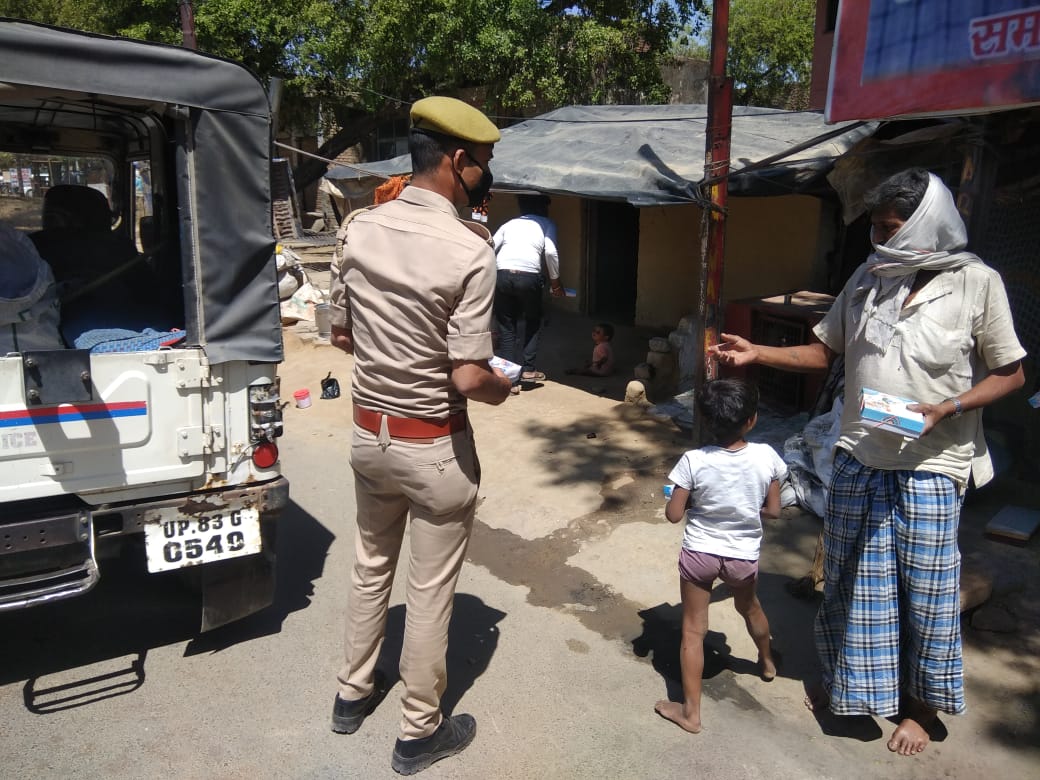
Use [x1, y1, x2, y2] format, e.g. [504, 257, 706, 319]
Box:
[888, 698, 937, 755]
[759, 654, 776, 681]
[803, 681, 829, 712]
[654, 700, 702, 734]
[887, 718, 930, 755]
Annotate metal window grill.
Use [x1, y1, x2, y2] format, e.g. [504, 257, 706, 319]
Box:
[751, 313, 807, 410]
[975, 192, 1040, 373]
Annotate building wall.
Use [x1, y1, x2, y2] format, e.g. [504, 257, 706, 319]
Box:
[631, 196, 825, 330]
[810, 0, 838, 110]
[490, 192, 826, 331]
[634, 206, 701, 329]
[661, 59, 710, 104]
[550, 196, 583, 303]
[723, 196, 825, 302]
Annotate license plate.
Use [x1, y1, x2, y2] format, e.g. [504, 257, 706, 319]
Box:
[144, 503, 262, 573]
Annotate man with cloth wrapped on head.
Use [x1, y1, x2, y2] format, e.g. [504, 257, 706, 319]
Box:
[710, 168, 1025, 757]
[327, 96, 512, 776]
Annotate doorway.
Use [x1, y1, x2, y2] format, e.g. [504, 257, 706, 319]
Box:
[589, 200, 639, 323]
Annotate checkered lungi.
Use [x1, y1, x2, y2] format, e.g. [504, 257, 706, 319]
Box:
[815, 449, 966, 717]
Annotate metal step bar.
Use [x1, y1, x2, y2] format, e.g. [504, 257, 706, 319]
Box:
[0, 511, 100, 610]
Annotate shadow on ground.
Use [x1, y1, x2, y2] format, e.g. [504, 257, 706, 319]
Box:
[366, 593, 506, 719]
[631, 572, 819, 694]
[523, 309, 664, 403]
[0, 498, 332, 705]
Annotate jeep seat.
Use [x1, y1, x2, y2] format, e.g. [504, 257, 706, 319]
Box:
[41, 184, 114, 232]
[30, 185, 139, 285]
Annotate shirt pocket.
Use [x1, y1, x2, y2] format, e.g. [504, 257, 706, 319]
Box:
[903, 307, 972, 378]
[842, 286, 871, 337]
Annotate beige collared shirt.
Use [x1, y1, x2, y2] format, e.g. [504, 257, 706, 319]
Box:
[328, 186, 496, 419]
[814, 261, 1026, 487]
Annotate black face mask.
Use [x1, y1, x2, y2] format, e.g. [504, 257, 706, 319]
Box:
[457, 152, 493, 208]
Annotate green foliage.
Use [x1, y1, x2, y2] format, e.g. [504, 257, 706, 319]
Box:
[691, 0, 815, 108]
[0, 0, 709, 182]
[0, 0, 705, 115]
[670, 22, 709, 60]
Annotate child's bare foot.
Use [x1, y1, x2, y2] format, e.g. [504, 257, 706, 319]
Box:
[654, 700, 702, 733]
[759, 654, 776, 681]
[803, 681, 829, 712]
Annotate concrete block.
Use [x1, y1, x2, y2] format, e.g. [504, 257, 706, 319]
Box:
[959, 567, 993, 613]
[676, 315, 697, 334]
[971, 604, 1018, 633]
[645, 350, 675, 370]
[648, 336, 671, 353]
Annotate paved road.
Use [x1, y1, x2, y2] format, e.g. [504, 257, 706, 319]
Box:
[2, 320, 1038, 779]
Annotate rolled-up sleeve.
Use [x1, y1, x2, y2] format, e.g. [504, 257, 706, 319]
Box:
[328, 222, 352, 329]
[447, 245, 496, 361]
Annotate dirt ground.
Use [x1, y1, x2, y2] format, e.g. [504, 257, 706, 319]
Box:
[279, 301, 1040, 780]
[3, 209, 1036, 776]
[0, 193, 43, 229]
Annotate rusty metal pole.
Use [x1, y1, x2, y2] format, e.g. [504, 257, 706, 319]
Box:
[693, 0, 733, 443]
[178, 0, 198, 50]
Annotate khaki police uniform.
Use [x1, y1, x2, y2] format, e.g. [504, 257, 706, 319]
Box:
[330, 97, 500, 741]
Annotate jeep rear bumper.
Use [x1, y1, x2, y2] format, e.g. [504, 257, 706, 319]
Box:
[0, 476, 290, 630]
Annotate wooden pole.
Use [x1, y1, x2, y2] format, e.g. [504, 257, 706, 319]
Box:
[693, 0, 733, 443]
[178, 0, 197, 50]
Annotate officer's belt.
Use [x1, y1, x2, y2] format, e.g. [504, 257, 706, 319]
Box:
[353, 403, 466, 440]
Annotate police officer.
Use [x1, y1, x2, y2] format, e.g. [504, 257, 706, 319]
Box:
[327, 96, 512, 776]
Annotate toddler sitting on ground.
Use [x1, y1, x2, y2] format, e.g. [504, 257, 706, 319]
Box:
[565, 322, 615, 376]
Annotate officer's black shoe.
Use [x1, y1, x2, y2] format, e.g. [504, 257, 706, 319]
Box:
[390, 714, 476, 775]
[331, 670, 388, 734]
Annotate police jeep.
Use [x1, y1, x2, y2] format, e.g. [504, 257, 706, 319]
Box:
[0, 19, 288, 630]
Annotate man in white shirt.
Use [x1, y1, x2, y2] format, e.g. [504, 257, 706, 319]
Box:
[492, 194, 564, 388]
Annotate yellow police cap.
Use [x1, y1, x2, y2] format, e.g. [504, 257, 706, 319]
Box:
[410, 96, 501, 144]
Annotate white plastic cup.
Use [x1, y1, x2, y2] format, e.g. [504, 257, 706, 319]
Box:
[293, 389, 312, 409]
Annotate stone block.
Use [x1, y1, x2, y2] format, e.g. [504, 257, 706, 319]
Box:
[971, 604, 1018, 633]
[624, 380, 650, 406]
[648, 336, 671, 353]
[959, 567, 993, 613]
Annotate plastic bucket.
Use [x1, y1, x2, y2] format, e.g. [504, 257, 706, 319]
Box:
[293, 388, 312, 409]
[314, 303, 331, 338]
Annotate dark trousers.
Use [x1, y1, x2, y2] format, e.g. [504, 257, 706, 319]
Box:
[494, 269, 543, 374]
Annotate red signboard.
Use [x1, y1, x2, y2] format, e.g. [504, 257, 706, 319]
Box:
[827, 0, 1040, 122]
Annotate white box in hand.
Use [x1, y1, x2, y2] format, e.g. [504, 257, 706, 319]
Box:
[489, 355, 522, 383]
[858, 387, 925, 439]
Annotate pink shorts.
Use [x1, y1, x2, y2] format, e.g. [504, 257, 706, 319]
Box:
[679, 548, 758, 591]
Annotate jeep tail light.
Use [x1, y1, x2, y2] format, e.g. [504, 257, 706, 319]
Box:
[249, 380, 283, 443]
[252, 441, 279, 469]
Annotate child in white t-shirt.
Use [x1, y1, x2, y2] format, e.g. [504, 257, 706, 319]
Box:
[655, 378, 787, 734]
